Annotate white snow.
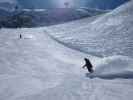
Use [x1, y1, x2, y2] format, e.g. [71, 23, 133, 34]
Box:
[0, 1, 133, 100]
[22, 9, 47, 12]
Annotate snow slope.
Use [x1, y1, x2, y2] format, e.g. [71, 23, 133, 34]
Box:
[0, 1, 133, 100]
[45, 1, 133, 58]
[0, 26, 133, 100]
[0, 28, 95, 100]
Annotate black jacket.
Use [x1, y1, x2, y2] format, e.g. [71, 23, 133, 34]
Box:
[82, 58, 94, 73]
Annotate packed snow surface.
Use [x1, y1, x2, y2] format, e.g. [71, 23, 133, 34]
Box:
[0, 1, 133, 100]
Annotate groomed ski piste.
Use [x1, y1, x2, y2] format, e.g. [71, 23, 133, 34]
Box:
[0, 1, 133, 100]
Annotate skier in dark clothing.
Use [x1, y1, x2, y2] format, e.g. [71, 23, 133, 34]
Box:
[19, 34, 22, 39]
[82, 58, 94, 73]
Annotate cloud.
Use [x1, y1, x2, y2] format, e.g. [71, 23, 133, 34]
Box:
[0, 0, 17, 4]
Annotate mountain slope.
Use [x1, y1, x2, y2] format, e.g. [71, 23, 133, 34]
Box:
[45, 1, 133, 58]
[0, 8, 106, 28]
[0, 0, 17, 11]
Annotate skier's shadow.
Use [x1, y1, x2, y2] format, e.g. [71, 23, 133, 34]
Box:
[85, 71, 133, 79]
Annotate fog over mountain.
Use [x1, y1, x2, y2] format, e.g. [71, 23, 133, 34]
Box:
[0, 0, 129, 9]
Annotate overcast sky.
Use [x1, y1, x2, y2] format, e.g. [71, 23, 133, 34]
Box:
[18, 0, 129, 9]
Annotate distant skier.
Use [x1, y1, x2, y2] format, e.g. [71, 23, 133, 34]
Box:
[82, 58, 94, 73]
[19, 34, 22, 39]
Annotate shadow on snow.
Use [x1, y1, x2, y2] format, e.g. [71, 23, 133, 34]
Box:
[85, 71, 133, 79]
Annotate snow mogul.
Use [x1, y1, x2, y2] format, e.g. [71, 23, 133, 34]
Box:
[82, 58, 94, 73]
